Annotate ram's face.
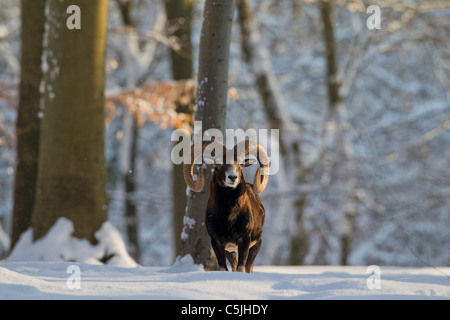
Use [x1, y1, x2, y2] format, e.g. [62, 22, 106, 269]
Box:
[184, 139, 269, 194]
[215, 163, 241, 189]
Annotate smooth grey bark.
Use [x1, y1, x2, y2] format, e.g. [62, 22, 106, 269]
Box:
[180, 0, 236, 270]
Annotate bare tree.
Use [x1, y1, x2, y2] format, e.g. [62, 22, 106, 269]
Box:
[10, 0, 46, 251]
[180, 0, 236, 269]
[163, 0, 195, 258]
[114, 0, 142, 263]
[236, 0, 309, 264]
[31, 0, 109, 244]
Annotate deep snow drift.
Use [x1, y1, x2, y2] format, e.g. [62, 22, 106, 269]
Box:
[8, 218, 137, 268]
[1, 256, 450, 300]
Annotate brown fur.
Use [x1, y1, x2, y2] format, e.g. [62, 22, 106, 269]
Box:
[205, 167, 265, 273]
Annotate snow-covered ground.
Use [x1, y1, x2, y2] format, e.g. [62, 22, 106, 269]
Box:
[1, 256, 449, 300]
[2, 217, 449, 300]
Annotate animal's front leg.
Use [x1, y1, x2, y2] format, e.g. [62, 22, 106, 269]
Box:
[226, 251, 237, 271]
[245, 239, 262, 273]
[237, 237, 250, 272]
[211, 238, 228, 271]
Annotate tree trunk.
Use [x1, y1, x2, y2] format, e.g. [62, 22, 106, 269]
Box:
[164, 0, 194, 258]
[116, 0, 141, 263]
[319, 0, 355, 265]
[31, 0, 109, 244]
[236, 0, 308, 265]
[320, 0, 341, 114]
[180, 0, 236, 270]
[236, 0, 294, 137]
[10, 0, 46, 251]
[164, 0, 194, 80]
[121, 112, 141, 261]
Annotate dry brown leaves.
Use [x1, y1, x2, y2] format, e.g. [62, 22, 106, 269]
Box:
[106, 80, 196, 131]
[106, 80, 238, 132]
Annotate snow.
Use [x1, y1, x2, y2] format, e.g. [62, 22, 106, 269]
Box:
[0, 224, 10, 254]
[1, 0, 449, 276]
[0, 259, 449, 299]
[1, 211, 450, 300]
[9, 218, 137, 268]
[181, 216, 196, 241]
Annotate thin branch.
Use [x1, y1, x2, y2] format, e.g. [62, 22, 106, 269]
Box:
[387, 118, 450, 162]
[407, 243, 450, 278]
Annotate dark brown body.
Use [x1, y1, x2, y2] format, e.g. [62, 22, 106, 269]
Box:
[205, 171, 265, 273]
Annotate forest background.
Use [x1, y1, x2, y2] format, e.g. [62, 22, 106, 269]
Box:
[0, 0, 449, 268]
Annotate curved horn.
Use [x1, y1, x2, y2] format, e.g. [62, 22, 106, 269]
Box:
[234, 140, 270, 194]
[183, 139, 226, 192]
[183, 143, 206, 192]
